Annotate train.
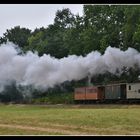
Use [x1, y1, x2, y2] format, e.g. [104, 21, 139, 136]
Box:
[74, 82, 140, 104]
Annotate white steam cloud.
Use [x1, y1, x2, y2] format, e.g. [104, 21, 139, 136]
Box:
[0, 42, 140, 91]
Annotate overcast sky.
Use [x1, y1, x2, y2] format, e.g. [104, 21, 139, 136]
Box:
[0, 4, 84, 36]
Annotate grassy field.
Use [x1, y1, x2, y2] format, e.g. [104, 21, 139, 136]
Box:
[0, 104, 140, 135]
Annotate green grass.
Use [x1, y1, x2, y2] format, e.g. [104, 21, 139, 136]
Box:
[0, 104, 139, 135]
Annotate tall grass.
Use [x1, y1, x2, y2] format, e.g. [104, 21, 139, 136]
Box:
[0, 104, 140, 135]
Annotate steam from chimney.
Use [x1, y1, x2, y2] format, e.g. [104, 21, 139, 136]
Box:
[0, 42, 140, 91]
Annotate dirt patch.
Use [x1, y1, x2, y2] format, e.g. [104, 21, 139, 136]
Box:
[0, 124, 89, 135]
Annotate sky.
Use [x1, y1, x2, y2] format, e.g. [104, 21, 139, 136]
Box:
[0, 4, 84, 37]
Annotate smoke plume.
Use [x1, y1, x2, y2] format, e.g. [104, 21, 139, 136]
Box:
[0, 42, 140, 91]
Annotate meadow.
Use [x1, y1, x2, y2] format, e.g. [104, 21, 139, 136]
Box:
[0, 104, 140, 135]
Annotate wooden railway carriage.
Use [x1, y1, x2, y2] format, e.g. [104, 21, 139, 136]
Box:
[86, 86, 104, 100]
[105, 83, 126, 100]
[74, 87, 86, 100]
[74, 82, 140, 103]
[74, 86, 104, 103]
[126, 83, 140, 99]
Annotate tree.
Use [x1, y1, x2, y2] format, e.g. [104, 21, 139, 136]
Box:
[133, 24, 140, 51]
[123, 6, 140, 51]
[0, 82, 23, 103]
[54, 8, 75, 28]
[63, 15, 85, 56]
[82, 5, 126, 53]
[0, 26, 31, 48]
[24, 31, 48, 56]
[42, 8, 76, 58]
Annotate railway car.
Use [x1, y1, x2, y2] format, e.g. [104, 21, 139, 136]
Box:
[74, 82, 140, 104]
[74, 87, 86, 102]
[104, 83, 126, 103]
[74, 86, 104, 103]
[126, 83, 140, 103]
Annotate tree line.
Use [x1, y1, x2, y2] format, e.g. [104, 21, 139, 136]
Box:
[1, 5, 140, 103]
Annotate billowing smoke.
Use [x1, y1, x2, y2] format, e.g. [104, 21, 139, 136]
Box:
[0, 42, 140, 92]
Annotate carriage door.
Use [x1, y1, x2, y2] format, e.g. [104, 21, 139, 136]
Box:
[120, 84, 126, 99]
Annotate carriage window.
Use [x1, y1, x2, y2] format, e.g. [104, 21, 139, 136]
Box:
[129, 85, 131, 90]
[138, 89, 140, 93]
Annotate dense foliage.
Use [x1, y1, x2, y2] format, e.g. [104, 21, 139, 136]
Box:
[1, 5, 140, 103]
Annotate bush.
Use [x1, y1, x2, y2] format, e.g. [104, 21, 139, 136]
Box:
[31, 93, 74, 104]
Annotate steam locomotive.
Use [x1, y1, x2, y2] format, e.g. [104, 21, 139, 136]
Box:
[74, 82, 140, 104]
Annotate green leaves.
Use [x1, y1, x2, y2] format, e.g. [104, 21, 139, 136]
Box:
[1, 26, 31, 48]
[25, 31, 48, 56]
